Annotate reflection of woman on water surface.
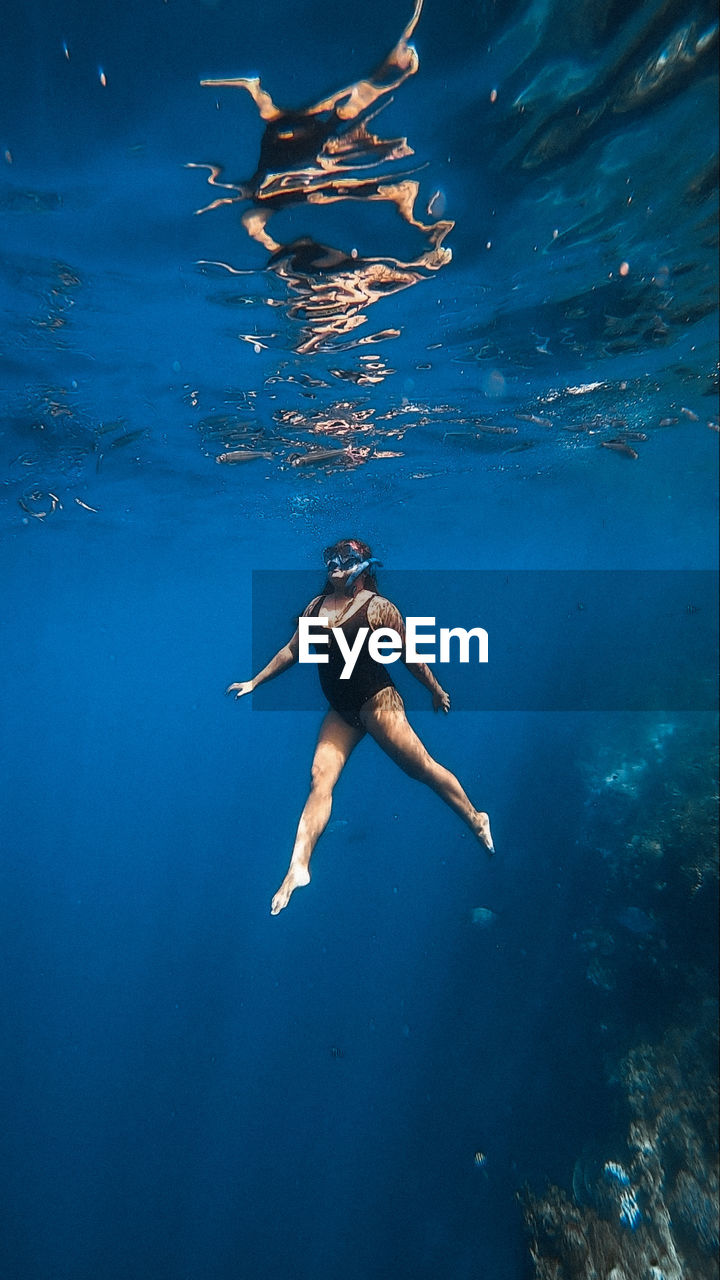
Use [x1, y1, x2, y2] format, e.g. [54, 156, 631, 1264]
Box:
[227, 539, 494, 915]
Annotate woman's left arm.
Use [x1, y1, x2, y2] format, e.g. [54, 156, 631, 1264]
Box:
[367, 597, 450, 712]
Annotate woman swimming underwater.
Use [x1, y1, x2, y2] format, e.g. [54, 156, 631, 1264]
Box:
[227, 539, 494, 914]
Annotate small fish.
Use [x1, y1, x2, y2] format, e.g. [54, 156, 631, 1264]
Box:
[109, 428, 147, 449]
[602, 440, 638, 459]
[18, 489, 61, 519]
[615, 431, 647, 442]
[504, 441, 534, 453]
[680, 407, 699, 421]
[476, 424, 518, 436]
[74, 497, 98, 512]
[658, 417, 678, 427]
[288, 448, 349, 467]
[329, 1046, 345, 1059]
[474, 1151, 487, 1169]
[516, 413, 552, 427]
[97, 418, 129, 435]
[327, 818, 349, 834]
[471, 906, 497, 927]
[216, 449, 272, 464]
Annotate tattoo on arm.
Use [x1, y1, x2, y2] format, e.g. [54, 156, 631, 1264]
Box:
[368, 596, 441, 693]
[367, 595, 405, 641]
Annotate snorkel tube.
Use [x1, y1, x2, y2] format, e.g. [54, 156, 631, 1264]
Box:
[346, 556, 383, 589]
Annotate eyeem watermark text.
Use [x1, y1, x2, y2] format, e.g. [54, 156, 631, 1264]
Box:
[252, 570, 717, 711]
[299, 616, 489, 679]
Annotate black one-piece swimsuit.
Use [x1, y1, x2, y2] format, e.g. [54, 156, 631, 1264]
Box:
[308, 592, 397, 728]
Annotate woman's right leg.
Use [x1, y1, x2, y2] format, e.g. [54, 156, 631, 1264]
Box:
[360, 687, 494, 853]
[271, 709, 365, 915]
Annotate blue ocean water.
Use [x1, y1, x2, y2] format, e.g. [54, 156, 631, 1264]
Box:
[1, 2, 718, 1278]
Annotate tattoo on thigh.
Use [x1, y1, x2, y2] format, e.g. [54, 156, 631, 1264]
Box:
[362, 685, 406, 725]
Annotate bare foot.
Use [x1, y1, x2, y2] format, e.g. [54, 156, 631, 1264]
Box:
[271, 862, 311, 915]
[473, 811, 494, 857]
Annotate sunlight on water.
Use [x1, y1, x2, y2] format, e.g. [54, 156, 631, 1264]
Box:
[0, 0, 716, 518]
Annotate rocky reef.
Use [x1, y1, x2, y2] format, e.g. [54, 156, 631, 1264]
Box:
[574, 716, 718, 999]
[523, 714, 718, 1278]
[580, 717, 718, 891]
[522, 1007, 719, 1280]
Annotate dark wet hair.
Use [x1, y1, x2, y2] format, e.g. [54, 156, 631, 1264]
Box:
[320, 537, 380, 596]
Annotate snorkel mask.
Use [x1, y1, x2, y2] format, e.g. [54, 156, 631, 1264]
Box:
[323, 545, 383, 588]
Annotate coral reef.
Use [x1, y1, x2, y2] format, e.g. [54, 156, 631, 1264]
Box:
[523, 1009, 719, 1280]
[574, 716, 718, 997]
[580, 717, 718, 893]
[524, 719, 718, 1276]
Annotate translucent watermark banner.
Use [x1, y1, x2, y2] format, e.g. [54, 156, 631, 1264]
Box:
[250, 571, 718, 712]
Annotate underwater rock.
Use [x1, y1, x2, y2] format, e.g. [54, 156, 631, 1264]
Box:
[571, 719, 718, 1027]
[585, 955, 616, 991]
[604, 1161, 631, 1187]
[580, 717, 718, 908]
[577, 927, 616, 957]
[522, 1008, 719, 1279]
[618, 1186, 642, 1230]
[616, 906, 657, 935]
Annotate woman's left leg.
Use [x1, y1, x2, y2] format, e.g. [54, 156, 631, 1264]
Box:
[360, 687, 494, 852]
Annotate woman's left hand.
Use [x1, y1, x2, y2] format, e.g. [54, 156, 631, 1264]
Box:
[432, 687, 451, 713]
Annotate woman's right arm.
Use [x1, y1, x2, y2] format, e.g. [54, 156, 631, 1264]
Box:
[225, 597, 320, 699]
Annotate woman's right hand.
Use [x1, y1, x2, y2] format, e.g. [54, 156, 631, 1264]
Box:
[226, 680, 254, 699]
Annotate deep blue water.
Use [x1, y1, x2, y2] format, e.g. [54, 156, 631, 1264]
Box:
[1, 2, 718, 1278]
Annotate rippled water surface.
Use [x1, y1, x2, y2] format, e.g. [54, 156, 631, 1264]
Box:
[1, 0, 718, 534]
[1, 2, 717, 1278]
